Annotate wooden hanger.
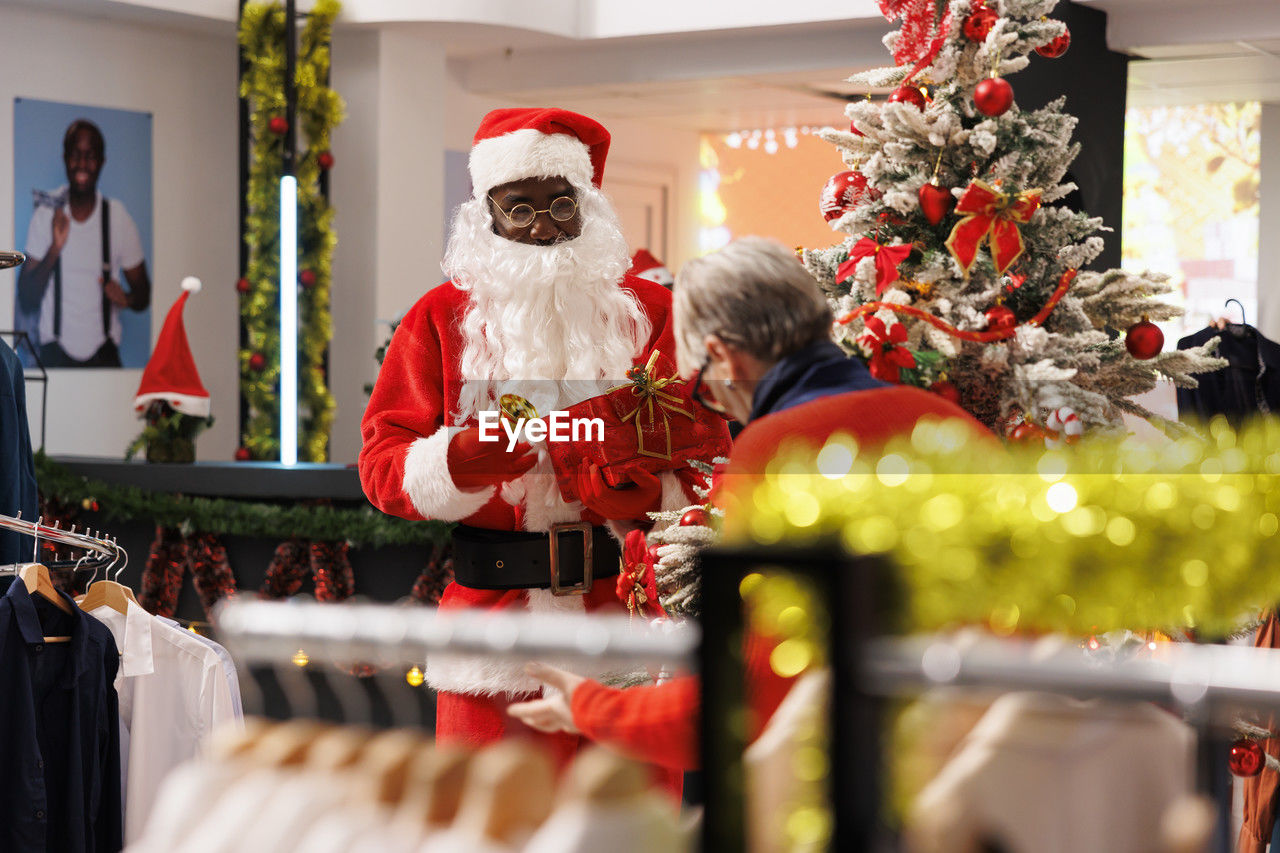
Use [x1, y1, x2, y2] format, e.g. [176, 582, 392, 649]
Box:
[398, 745, 473, 831]
[19, 563, 73, 643]
[561, 746, 649, 805]
[77, 579, 138, 615]
[246, 719, 332, 768]
[349, 729, 429, 808]
[304, 724, 374, 772]
[451, 741, 556, 845]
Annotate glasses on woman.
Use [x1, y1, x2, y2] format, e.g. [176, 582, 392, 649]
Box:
[691, 360, 734, 420]
[488, 194, 578, 229]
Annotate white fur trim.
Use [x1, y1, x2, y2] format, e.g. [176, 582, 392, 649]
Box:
[425, 592, 639, 697]
[470, 128, 594, 197]
[402, 427, 495, 522]
[657, 470, 692, 514]
[134, 391, 210, 418]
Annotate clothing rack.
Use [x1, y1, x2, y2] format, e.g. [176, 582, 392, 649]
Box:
[0, 512, 125, 575]
[863, 632, 1280, 718]
[214, 598, 698, 671]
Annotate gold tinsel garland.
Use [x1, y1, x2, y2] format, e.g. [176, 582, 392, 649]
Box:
[238, 0, 343, 461]
[723, 416, 1280, 639]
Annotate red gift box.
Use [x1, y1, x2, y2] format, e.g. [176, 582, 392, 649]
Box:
[545, 350, 727, 501]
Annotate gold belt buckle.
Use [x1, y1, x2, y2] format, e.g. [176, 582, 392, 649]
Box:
[549, 521, 593, 596]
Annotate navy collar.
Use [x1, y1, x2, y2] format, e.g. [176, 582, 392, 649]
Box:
[3, 575, 95, 686]
[748, 340, 886, 422]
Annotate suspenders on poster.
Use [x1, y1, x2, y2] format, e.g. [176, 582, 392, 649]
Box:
[51, 197, 112, 340]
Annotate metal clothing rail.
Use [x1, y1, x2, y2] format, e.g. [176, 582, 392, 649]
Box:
[0, 512, 125, 573]
[214, 599, 699, 671]
[863, 633, 1280, 717]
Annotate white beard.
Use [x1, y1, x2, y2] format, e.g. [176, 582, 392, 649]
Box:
[443, 186, 650, 422]
[441, 186, 651, 531]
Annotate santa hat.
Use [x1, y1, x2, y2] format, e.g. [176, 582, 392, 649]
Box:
[133, 277, 210, 418]
[469, 108, 610, 198]
[627, 249, 674, 288]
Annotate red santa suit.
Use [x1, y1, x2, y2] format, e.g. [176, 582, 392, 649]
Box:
[358, 108, 729, 778]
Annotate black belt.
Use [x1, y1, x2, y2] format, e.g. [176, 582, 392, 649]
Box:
[450, 523, 621, 595]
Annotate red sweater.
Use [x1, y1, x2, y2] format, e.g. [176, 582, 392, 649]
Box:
[571, 385, 994, 770]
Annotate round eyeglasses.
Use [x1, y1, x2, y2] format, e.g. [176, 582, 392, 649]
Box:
[488, 194, 578, 229]
[691, 360, 734, 420]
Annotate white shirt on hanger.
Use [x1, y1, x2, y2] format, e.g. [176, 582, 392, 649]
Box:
[89, 600, 241, 844]
[156, 616, 243, 719]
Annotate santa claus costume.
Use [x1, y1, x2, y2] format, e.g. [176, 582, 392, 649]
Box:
[359, 108, 729, 783]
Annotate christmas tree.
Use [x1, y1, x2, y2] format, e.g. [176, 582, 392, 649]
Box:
[802, 0, 1224, 440]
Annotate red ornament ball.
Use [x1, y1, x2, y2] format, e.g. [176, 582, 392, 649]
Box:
[1036, 26, 1071, 58]
[1125, 317, 1165, 360]
[918, 182, 955, 226]
[646, 545, 663, 564]
[268, 116, 289, 136]
[248, 352, 267, 371]
[234, 447, 252, 462]
[820, 170, 870, 223]
[849, 119, 863, 138]
[889, 85, 928, 110]
[317, 150, 335, 170]
[974, 77, 1015, 117]
[235, 277, 250, 294]
[1229, 739, 1265, 777]
[963, 8, 998, 42]
[680, 508, 710, 527]
[930, 380, 961, 405]
[985, 304, 1017, 333]
[299, 269, 317, 288]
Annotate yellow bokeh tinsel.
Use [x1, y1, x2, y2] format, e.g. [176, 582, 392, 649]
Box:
[723, 416, 1280, 638]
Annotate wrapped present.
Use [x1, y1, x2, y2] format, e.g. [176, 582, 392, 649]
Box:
[545, 350, 728, 501]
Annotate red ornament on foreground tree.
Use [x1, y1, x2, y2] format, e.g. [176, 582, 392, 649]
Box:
[679, 507, 710, 527]
[1036, 26, 1071, 58]
[963, 7, 998, 42]
[984, 304, 1017, 333]
[918, 181, 955, 226]
[1230, 738, 1265, 777]
[820, 170, 871, 223]
[974, 76, 1015, 116]
[1125, 316, 1165, 360]
[889, 84, 928, 110]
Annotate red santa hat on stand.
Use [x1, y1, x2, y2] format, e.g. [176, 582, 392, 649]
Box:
[133, 277, 210, 418]
[627, 249, 674, 288]
[469, 107, 611, 196]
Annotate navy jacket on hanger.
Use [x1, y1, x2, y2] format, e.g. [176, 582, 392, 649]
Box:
[0, 577, 123, 853]
[0, 338, 38, 563]
[1176, 325, 1280, 427]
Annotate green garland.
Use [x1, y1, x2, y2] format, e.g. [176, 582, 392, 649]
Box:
[36, 453, 449, 548]
[238, 0, 343, 461]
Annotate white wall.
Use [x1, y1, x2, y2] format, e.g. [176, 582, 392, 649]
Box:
[1258, 103, 1280, 343]
[0, 4, 239, 460]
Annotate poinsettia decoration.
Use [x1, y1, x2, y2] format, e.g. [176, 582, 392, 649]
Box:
[836, 236, 913, 296]
[858, 316, 916, 383]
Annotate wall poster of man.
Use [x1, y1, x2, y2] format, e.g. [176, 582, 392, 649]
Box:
[13, 97, 153, 369]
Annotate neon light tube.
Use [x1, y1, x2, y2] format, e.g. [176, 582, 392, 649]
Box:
[280, 175, 298, 466]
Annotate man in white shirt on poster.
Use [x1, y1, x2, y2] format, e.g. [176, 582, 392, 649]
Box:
[17, 118, 151, 367]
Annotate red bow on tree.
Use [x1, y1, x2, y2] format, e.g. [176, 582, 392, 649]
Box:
[858, 316, 916, 383]
[617, 529, 664, 620]
[836, 237, 913, 297]
[945, 180, 1042, 275]
[878, 0, 951, 68]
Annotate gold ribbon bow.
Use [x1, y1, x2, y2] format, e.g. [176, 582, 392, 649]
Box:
[608, 350, 694, 460]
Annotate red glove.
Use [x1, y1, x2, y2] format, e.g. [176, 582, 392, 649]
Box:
[576, 463, 662, 521]
[446, 426, 537, 491]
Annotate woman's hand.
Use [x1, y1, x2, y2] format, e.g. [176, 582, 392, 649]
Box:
[507, 663, 587, 734]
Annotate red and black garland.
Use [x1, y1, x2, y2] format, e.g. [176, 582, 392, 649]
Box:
[259, 537, 355, 602]
[139, 527, 238, 620]
[410, 541, 454, 605]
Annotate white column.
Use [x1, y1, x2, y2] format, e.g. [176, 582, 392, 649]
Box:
[328, 29, 447, 463]
[1259, 103, 1280, 342]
